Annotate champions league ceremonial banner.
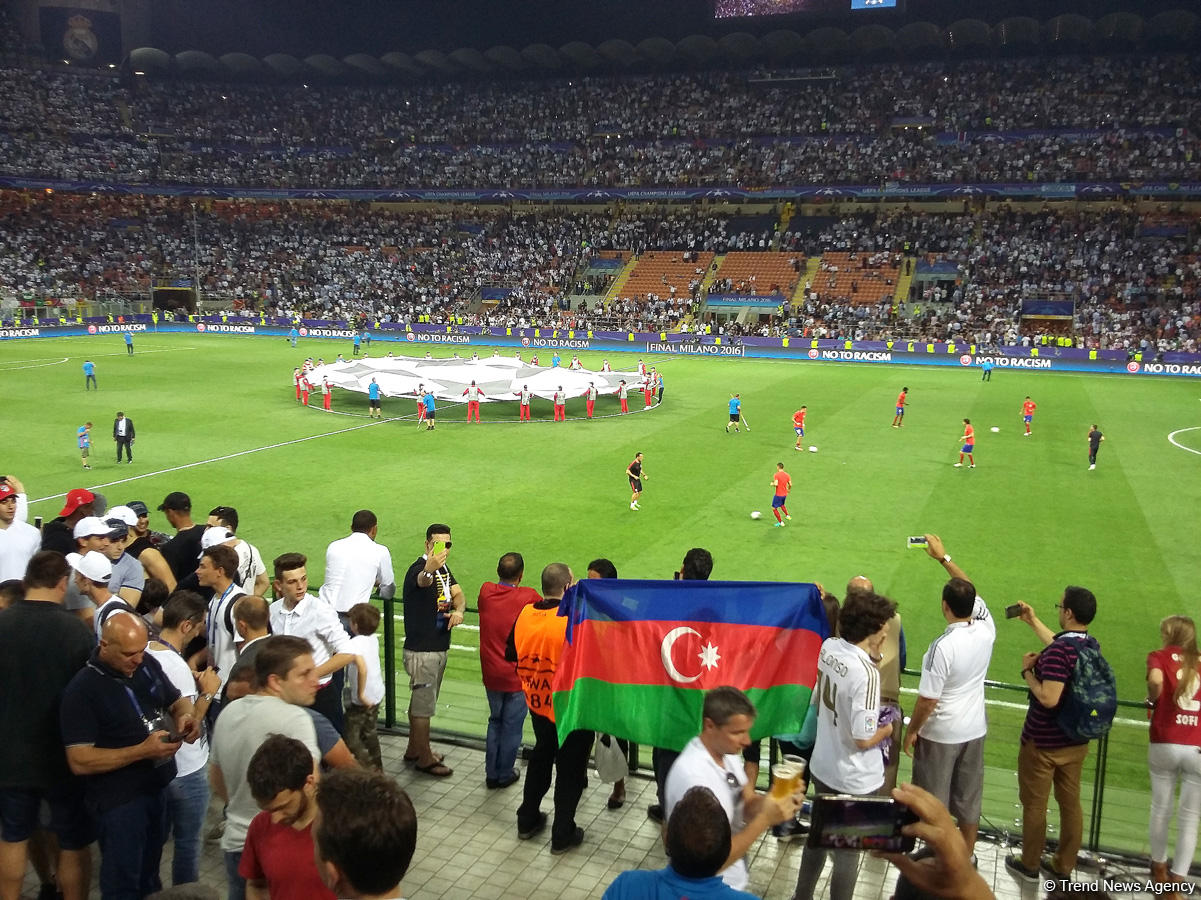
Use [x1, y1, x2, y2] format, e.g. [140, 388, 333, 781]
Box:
[38, 2, 122, 65]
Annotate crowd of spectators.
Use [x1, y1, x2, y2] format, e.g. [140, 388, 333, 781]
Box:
[3, 190, 1198, 351]
[0, 55, 1200, 188]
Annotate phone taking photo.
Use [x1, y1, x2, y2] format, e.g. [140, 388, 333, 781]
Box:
[432, 541, 446, 555]
[1005, 604, 1023, 619]
[806, 794, 919, 853]
[907, 536, 928, 549]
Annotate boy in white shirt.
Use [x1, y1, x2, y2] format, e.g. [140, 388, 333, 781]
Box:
[343, 603, 385, 770]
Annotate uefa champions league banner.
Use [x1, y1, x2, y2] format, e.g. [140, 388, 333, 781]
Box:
[3, 175, 1201, 203]
[3, 321, 1199, 377]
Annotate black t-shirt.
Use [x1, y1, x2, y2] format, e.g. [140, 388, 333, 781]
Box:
[160, 524, 206, 581]
[0, 601, 94, 790]
[628, 460, 642, 479]
[402, 556, 457, 652]
[1089, 430, 1103, 449]
[60, 650, 181, 812]
[40, 518, 75, 555]
[126, 535, 154, 560]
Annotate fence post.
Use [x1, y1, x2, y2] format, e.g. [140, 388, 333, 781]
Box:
[383, 591, 396, 728]
[1087, 731, 1109, 851]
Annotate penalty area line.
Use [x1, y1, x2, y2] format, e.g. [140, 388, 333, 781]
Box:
[1168, 426, 1201, 456]
[29, 416, 406, 506]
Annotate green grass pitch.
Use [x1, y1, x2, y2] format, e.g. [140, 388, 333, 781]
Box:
[3, 333, 1199, 851]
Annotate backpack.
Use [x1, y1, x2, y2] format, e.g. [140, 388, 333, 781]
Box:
[1056, 641, 1118, 741]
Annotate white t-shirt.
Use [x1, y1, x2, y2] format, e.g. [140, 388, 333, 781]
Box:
[147, 645, 209, 777]
[810, 637, 885, 795]
[343, 633, 385, 707]
[0, 520, 40, 581]
[916, 596, 996, 744]
[664, 736, 750, 891]
[318, 532, 395, 615]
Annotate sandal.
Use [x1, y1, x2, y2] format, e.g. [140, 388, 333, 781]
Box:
[404, 752, 443, 765]
[414, 760, 453, 777]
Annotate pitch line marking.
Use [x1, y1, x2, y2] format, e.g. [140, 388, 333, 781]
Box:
[28, 416, 408, 506]
[0, 357, 69, 370]
[1168, 426, 1201, 456]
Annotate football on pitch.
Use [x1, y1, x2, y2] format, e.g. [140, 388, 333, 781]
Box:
[990, 426, 1000, 432]
[750, 511, 761, 519]
[809, 446, 818, 452]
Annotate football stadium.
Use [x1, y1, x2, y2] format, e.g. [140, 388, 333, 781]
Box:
[1, 0, 1200, 897]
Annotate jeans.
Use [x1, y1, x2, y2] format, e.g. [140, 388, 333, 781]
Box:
[166, 768, 210, 885]
[224, 849, 245, 900]
[1017, 739, 1089, 873]
[345, 703, 383, 770]
[485, 690, 528, 782]
[95, 789, 168, 900]
[517, 712, 592, 846]
[1148, 742, 1201, 876]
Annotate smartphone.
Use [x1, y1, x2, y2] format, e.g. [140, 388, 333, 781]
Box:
[806, 794, 919, 853]
[1005, 603, 1023, 619]
[431, 541, 446, 555]
[907, 536, 928, 549]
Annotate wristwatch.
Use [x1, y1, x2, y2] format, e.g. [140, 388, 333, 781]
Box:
[199, 692, 214, 703]
[942, 554, 952, 563]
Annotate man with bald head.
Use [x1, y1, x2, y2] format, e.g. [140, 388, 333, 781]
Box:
[60, 611, 199, 898]
[506, 563, 594, 854]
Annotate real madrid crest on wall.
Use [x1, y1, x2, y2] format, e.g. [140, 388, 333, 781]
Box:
[63, 13, 99, 62]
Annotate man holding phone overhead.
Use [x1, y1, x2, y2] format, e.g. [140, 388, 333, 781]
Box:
[401, 524, 465, 777]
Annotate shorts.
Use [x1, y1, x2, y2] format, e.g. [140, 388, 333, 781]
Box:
[1023, 415, 1032, 423]
[80, 447, 89, 458]
[629, 479, 642, 492]
[911, 735, 985, 824]
[772, 495, 787, 508]
[794, 426, 804, 436]
[0, 784, 96, 850]
[425, 409, 436, 420]
[961, 443, 974, 453]
[896, 406, 905, 415]
[403, 649, 447, 718]
[729, 413, 740, 422]
[369, 398, 381, 408]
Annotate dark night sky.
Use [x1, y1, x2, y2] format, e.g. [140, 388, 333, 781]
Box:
[147, 0, 1190, 58]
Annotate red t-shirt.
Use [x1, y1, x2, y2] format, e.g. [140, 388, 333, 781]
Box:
[773, 471, 791, 496]
[477, 581, 541, 692]
[896, 392, 906, 407]
[963, 424, 975, 443]
[1148, 646, 1201, 747]
[1022, 400, 1036, 416]
[239, 813, 336, 900]
[793, 409, 806, 427]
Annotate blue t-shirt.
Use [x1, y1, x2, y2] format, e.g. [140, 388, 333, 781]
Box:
[367, 382, 381, 400]
[423, 393, 436, 413]
[83, 361, 95, 376]
[77, 427, 90, 449]
[728, 398, 740, 415]
[552, 354, 561, 367]
[123, 332, 132, 344]
[603, 867, 757, 900]
[353, 334, 361, 345]
[289, 328, 299, 339]
[982, 360, 993, 371]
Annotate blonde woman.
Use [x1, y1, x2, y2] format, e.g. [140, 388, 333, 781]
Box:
[1147, 615, 1201, 887]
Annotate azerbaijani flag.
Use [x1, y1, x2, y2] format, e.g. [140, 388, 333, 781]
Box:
[552, 578, 829, 749]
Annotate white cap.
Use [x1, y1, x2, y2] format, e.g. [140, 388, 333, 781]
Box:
[67, 550, 112, 583]
[105, 505, 139, 527]
[73, 516, 111, 539]
[200, 526, 236, 552]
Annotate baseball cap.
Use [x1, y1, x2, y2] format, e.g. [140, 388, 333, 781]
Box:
[126, 500, 149, 518]
[106, 506, 138, 527]
[157, 492, 191, 512]
[200, 526, 236, 552]
[73, 516, 111, 539]
[67, 551, 113, 583]
[59, 488, 95, 517]
[0, 482, 16, 501]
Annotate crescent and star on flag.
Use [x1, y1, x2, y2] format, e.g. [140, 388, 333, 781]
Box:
[660, 626, 721, 683]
